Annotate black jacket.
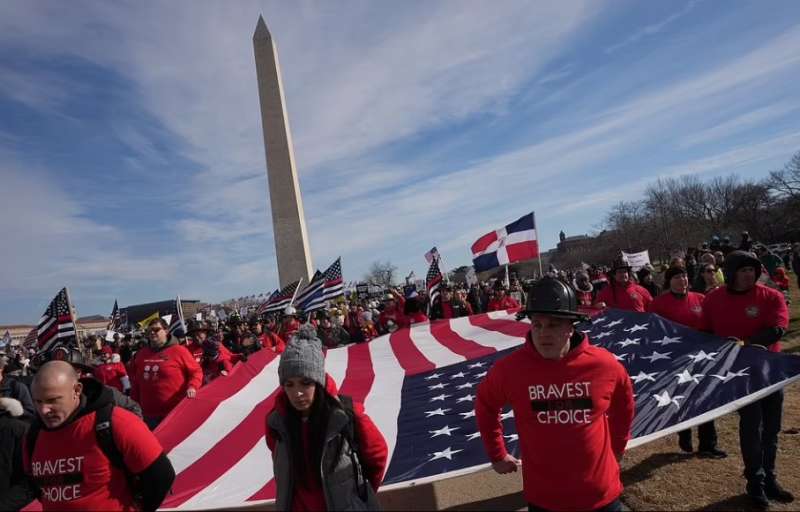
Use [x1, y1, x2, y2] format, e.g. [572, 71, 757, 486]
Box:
[0, 413, 36, 510]
[429, 299, 471, 320]
[0, 377, 35, 420]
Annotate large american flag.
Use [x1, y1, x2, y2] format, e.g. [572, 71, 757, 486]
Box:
[154, 308, 800, 510]
[36, 287, 76, 353]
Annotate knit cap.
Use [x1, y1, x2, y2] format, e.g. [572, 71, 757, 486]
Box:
[278, 324, 325, 386]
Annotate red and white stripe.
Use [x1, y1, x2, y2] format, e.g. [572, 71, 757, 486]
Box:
[156, 310, 527, 510]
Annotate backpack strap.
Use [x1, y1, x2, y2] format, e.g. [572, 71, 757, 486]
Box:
[94, 402, 126, 471]
[337, 394, 368, 500]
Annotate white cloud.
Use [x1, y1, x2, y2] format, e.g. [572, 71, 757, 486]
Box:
[675, 102, 800, 149]
[605, 0, 700, 54]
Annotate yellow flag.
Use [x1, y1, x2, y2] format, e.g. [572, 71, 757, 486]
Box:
[137, 311, 160, 329]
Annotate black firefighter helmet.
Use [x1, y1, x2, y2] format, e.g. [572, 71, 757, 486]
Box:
[524, 276, 588, 322]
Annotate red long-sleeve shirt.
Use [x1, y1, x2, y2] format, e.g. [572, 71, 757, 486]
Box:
[648, 291, 705, 331]
[700, 284, 788, 352]
[475, 333, 634, 511]
[131, 342, 203, 419]
[595, 282, 653, 312]
[487, 295, 520, 312]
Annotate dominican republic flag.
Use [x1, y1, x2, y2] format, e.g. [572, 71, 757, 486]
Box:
[471, 212, 539, 272]
[152, 307, 800, 510]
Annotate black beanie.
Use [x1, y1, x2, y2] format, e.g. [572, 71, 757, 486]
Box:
[663, 266, 687, 285]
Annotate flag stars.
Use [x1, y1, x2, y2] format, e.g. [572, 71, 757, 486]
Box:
[711, 368, 749, 382]
[625, 323, 649, 333]
[687, 350, 718, 363]
[424, 408, 451, 417]
[594, 331, 614, 340]
[425, 373, 443, 381]
[474, 371, 488, 379]
[456, 382, 475, 390]
[652, 391, 684, 408]
[468, 362, 486, 369]
[428, 382, 448, 390]
[504, 434, 519, 442]
[429, 425, 461, 438]
[429, 446, 463, 461]
[465, 431, 482, 441]
[606, 319, 624, 328]
[430, 393, 451, 402]
[630, 371, 658, 384]
[501, 410, 514, 420]
[450, 372, 466, 379]
[652, 335, 682, 346]
[675, 370, 704, 384]
[456, 394, 475, 403]
[614, 353, 627, 362]
[459, 409, 476, 419]
[616, 338, 640, 348]
[641, 351, 672, 363]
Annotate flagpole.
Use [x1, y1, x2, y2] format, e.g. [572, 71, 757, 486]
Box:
[64, 287, 79, 343]
[288, 277, 304, 306]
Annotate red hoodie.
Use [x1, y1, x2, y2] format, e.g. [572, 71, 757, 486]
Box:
[648, 291, 705, 331]
[595, 281, 653, 312]
[475, 333, 634, 511]
[700, 283, 788, 353]
[130, 342, 203, 419]
[265, 375, 388, 511]
[24, 398, 163, 510]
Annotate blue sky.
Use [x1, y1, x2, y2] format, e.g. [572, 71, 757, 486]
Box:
[2, 1, 800, 324]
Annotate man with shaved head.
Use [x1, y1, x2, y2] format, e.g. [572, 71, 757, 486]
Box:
[24, 361, 175, 511]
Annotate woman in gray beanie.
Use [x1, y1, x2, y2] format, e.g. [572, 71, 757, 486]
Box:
[265, 325, 388, 511]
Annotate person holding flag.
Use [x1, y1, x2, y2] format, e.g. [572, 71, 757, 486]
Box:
[594, 257, 653, 312]
[130, 318, 202, 429]
[476, 277, 634, 512]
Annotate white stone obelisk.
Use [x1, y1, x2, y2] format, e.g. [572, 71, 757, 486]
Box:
[253, 15, 313, 287]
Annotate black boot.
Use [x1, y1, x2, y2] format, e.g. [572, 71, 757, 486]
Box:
[678, 431, 693, 453]
[746, 482, 770, 510]
[697, 447, 727, 459]
[765, 480, 794, 503]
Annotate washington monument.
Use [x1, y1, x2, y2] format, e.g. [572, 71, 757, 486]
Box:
[253, 15, 313, 287]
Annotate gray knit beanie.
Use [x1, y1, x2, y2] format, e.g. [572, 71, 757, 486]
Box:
[278, 324, 326, 386]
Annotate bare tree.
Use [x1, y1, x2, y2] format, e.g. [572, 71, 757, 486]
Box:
[365, 261, 398, 288]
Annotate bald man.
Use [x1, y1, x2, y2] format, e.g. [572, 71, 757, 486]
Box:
[24, 361, 175, 511]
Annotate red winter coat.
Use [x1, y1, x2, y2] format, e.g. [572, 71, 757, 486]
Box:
[700, 284, 789, 352]
[93, 362, 129, 393]
[265, 375, 388, 511]
[595, 282, 653, 312]
[259, 331, 286, 353]
[202, 347, 233, 385]
[648, 291, 705, 331]
[475, 333, 634, 511]
[185, 340, 204, 365]
[487, 295, 521, 312]
[378, 309, 408, 332]
[280, 319, 300, 341]
[130, 341, 203, 419]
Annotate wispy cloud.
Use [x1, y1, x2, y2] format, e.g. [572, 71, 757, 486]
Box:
[605, 0, 700, 54]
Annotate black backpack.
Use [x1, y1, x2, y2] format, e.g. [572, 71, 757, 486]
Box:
[26, 402, 142, 500]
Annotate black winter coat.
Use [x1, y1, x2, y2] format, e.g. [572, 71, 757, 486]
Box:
[0, 413, 36, 510]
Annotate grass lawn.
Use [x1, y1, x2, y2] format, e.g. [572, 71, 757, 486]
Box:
[620, 273, 800, 511]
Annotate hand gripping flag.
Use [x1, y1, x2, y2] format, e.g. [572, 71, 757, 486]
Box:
[154, 308, 800, 510]
[471, 212, 539, 272]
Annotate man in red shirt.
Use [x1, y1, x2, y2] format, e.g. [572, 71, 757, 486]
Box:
[649, 266, 726, 458]
[476, 277, 634, 511]
[701, 251, 793, 508]
[487, 283, 521, 311]
[184, 320, 209, 365]
[25, 361, 174, 511]
[378, 291, 408, 333]
[595, 257, 653, 312]
[131, 318, 202, 429]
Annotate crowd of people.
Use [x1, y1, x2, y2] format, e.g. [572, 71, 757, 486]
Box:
[0, 236, 798, 511]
